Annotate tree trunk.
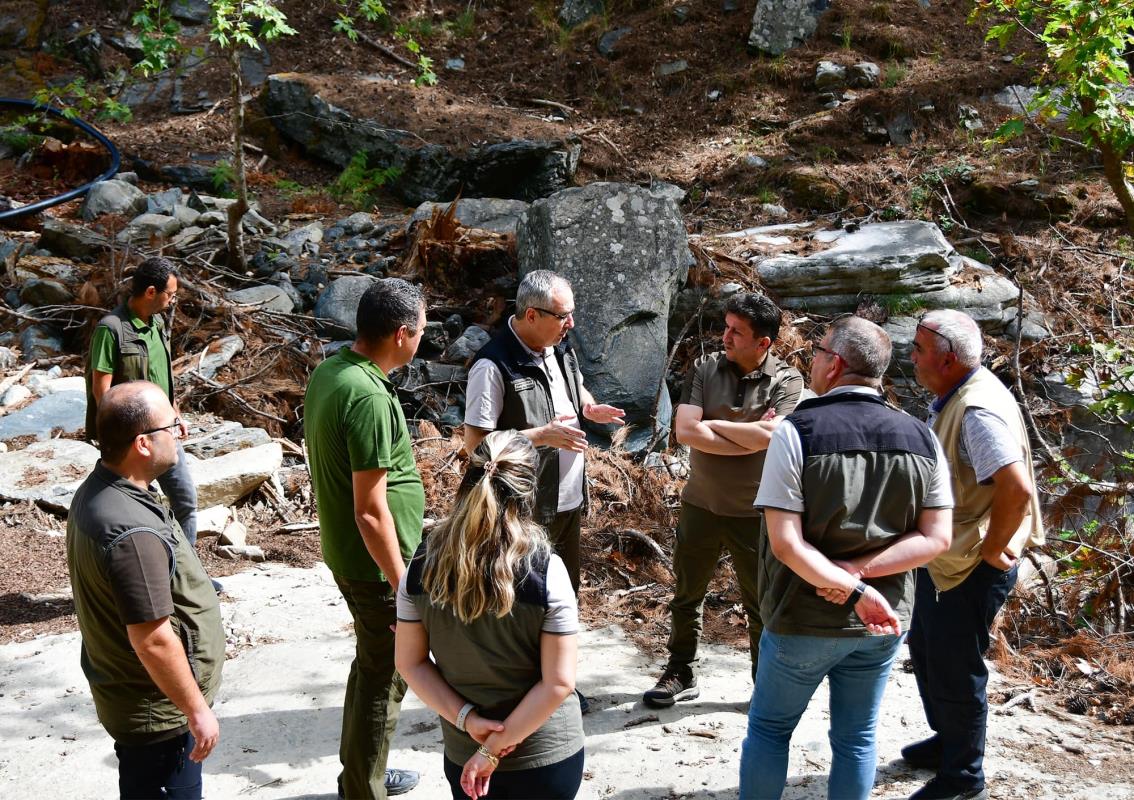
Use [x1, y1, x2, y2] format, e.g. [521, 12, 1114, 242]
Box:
[1099, 139, 1134, 237]
[226, 44, 250, 271]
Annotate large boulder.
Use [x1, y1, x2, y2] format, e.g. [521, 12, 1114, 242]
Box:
[0, 385, 87, 440]
[517, 182, 693, 450]
[313, 275, 379, 338]
[748, 0, 832, 56]
[263, 74, 580, 205]
[226, 284, 295, 314]
[187, 442, 283, 508]
[0, 439, 99, 512]
[184, 421, 273, 459]
[81, 179, 147, 220]
[38, 218, 109, 259]
[409, 198, 531, 235]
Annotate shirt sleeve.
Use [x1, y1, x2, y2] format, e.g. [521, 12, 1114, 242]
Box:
[344, 392, 397, 472]
[541, 555, 579, 635]
[770, 369, 804, 417]
[961, 407, 1023, 484]
[923, 431, 955, 508]
[679, 358, 706, 408]
[464, 359, 505, 430]
[105, 530, 175, 625]
[754, 421, 805, 512]
[89, 324, 118, 376]
[395, 575, 422, 623]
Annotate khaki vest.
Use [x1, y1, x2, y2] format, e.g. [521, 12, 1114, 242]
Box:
[929, 368, 1044, 591]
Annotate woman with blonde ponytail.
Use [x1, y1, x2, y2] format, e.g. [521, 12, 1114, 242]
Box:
[395, 430, 584, 800]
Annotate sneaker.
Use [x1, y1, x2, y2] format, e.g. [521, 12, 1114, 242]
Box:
[575, 688, 591, 715]
[385, 767, 420, 796]
[643, 668, 699, 708]
[908, 778, 987, 800]
[900, 735, 942, 770]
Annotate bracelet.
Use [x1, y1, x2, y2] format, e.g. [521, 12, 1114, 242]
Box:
[455, 702, 476, 732]
[847, 580, 868, 605]
[476, 744, 500, 768]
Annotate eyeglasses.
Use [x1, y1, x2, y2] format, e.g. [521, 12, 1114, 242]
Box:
[533, 307, 574, 322]
[140, 417, 183, 439]
[813, 343, 842, 362]
[916, 322, 954, 353]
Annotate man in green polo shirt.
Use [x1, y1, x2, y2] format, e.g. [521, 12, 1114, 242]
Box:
[304, 278, 427, 799]
[644, 293, 803, 708]
[85, 257, 199, 553]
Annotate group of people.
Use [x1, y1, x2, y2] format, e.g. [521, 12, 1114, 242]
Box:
[65, 259, 1043, 800]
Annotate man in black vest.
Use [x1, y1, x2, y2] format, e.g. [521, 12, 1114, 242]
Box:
[464, 270, 625, 712]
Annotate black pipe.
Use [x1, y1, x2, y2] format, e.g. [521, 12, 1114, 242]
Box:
[0, 98, 121, 221]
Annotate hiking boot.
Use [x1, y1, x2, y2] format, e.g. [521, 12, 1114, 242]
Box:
[908, 778, 987, 800]
[643, 668, 699, 708]
[900, 735, 942, 770]
[384, 768, 420, 796]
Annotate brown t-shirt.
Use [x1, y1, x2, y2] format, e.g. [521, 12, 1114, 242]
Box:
[680, 351, 803, 517]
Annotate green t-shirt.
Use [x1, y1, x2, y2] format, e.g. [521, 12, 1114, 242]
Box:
[89, 314, 172, 399]
[304, 348, 424, 583]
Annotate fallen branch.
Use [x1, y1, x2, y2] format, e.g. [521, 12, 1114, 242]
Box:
[526, 98, 576, 116]
[598, 528, 669, 562]
[623, 714, 658, 728]
[275, 521, 319, 535]
[354, 31, 417, 70]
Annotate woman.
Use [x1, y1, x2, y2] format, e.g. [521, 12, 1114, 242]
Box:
[395, 430, 584, 800]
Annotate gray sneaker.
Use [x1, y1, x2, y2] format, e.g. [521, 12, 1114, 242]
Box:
[643, 668, 699, 708]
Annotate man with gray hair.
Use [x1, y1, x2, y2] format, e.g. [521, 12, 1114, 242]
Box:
[741, 315, 953, 800]
[905, 310, 1044, 800]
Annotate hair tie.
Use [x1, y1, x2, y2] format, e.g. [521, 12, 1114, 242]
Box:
[483, 460, 499, 478]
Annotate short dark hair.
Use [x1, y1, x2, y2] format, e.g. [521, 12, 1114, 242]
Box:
[356, 278, 424, 343]
[131, 257, 177, 297]
[96, 382, 157, 462]
[723, 292, 782, 341]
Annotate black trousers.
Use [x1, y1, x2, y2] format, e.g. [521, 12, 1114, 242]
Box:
[908, 562, 1018, 792]
[443, 749, 584, 800]
[115, 731, 202, 800]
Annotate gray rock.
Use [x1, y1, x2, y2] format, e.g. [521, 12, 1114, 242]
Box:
[280, 222, 323, 255]
[597, 27, 632, 57]
[264, 75, 580, 205]
[0, 384, 87, 439]
[197, 210, 227, 227]
[19, 279, 73, 307]
[410, 198, 531, 235]
[219, 520, 248, 547]
[38, 219, 109, 259]
[81, 179, 147, 220]
[441, 326, 491, 364]
[0, 347, 17, 369]
[195, 335, 245, 381]
[761, 203, 789, 219]
[171, 205, 200, 229]
[743, 154, 769, 170]
[226, 284, 295, 314]
[0, 13, 28, 48]
[0, 440, 99, 512]
[748, 0, 832, 56]
[1, 384, 31, 407]
[117, 214, 182, 244]
[958, 104, 983, 130]
[846, 61, 881, 88]
[216, 544, 266, 562]
[196, 505, 233, 536]
[20, 325, 65, 361]
[271, 273, 304, 311]
[313, 275, 380, 338]
[170, 0, 211, 24]
[518, 182, 692, 450]
[170, 226, 207, 254]
[419, 321, 449, 357]
[187, 442, 283, 507]
[886, 111, 916, 146]
[657, 60, 689, 77]
[107, 30, 145, 63]
[673, 6, 690, 22]
[147, 187, 183, 215]
[558, 0, 604, 28]
[115, 171, 139, 185]
[814, 60, 846, 91]
[445, 58, 465, 71]
[338, 212, 377, 235]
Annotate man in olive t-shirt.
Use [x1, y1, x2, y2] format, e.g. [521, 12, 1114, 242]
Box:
[644, 293, 803, 708]
[304, 278, 426, 800]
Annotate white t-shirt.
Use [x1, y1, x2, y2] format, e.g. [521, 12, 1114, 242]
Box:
[464, 319, 584, 512]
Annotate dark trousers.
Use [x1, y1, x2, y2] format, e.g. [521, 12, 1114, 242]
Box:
[546, 507, 583, 594]
[334, 574, 407, 800]
[908, 562, 1018, 792]
[443, 749, 584, 800]
[666, 503, 763, 676]
[115, 731, 202, 800]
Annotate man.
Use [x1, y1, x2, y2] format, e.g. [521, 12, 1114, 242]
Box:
[85, 257, 198, 550]
[740, 316, 953, 800]
[464, 269, 625, 594]
[67, 381, 224, 800]
[304, 278, 426, 799]
[906, 310, 1044, 800]
[643, 293, 803, 708]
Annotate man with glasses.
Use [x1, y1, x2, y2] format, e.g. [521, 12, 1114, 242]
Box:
[85, 256, 200, 561]
[741, 315, 953, 800]
[905, 310, 1044, 800]
[464, 270, 625, 712]
[305, 278, 426, 798]
[644, 293, 802, 708]
[68, 381, 224, 799]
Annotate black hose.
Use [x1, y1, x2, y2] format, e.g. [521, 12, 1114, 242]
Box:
[0, 98, 121, 221]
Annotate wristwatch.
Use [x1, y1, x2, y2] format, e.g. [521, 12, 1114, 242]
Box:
[847, 581, 868, 605]
[455, 702, 476, 732]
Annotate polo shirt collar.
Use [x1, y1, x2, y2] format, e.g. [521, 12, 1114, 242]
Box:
[507, 316, 553, 360]
[731, 351, 779, 381]
[339, 346, 392, 386]
[128, 311, 153, 331]
[825, 385, 881, 397]
[930, 367, 980, 413]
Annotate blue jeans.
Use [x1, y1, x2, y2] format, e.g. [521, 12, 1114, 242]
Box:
[158, 440, 198, 545]
[115, 731, 202, 799]
[740, 629, 903, 800]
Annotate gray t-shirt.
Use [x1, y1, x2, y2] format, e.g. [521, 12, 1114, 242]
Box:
[927, 407, 1022, 484]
